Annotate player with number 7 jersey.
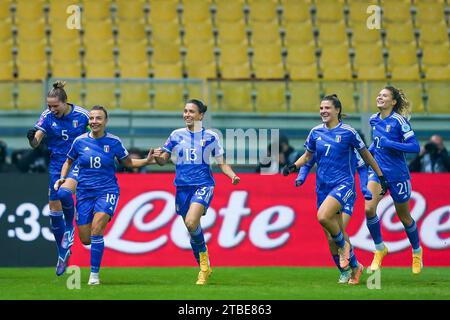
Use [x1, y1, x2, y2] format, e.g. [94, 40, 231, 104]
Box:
[54, 105, 155, 285]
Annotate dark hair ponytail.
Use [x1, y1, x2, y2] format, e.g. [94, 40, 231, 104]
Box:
[322, 94, 345, 120]
[47, 80, 67, 103]
[187, 99, 208, 114]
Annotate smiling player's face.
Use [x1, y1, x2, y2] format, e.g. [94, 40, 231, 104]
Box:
[47, 96, 67, 118]
[319, 100, 339, 124]
[183, 103, 203, 127]
[376, 88, 395, 111]
[89, 110, 107, 134]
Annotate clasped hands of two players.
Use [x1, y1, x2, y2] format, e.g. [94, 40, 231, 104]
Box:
[283, 163, 388, 196]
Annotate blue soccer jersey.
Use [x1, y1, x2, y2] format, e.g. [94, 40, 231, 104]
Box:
[162, 128, 224, 186]
[35, 104, 89, 175]
[304, 122, 366, 189]
[67, 132, 129, 199]
[369, 111, 415, 182]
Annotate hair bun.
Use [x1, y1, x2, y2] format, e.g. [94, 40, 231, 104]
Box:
[53, 80, 66, 89]
[331, 94, 338, 98]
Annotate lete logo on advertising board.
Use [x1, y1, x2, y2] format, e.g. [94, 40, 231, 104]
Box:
[68, 174, 450, 267]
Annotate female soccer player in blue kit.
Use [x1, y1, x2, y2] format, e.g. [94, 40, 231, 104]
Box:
[283, 94, 387, 284]
[54, 105, 155, 285]
[27, 81, 89, 276]
[152, 99, 240, 285]
[364, 86, 422, 274]
[295, 150, 372, 284]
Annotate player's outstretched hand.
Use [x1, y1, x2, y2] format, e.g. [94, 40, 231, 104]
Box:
[27, 128, 37, 143]
[232, 175, 240, 185]
[153, 147, 163, 158]
[53, 178, 66, 191]
[146, 148, 154, 163]
[378, 175, 388, 195]
[282, 164, 296, 176]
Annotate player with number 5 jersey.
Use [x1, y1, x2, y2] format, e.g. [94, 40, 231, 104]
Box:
[54, 105, 155, 285]
[152, 99, 240, 285]
[364, 86, 422, 274]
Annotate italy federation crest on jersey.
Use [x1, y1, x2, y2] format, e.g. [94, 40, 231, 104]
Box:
[73, 120, 78, 128]
[335, 135, 342, 142]
[104, 145, 110, 153]
[386, 125, 391, 132]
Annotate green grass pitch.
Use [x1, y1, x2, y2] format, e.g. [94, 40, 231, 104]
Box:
[1, 267, 450, 300]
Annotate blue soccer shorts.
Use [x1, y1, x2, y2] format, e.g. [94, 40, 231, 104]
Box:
[175, 185, 214, 217]
[317, 183, 355, 213]
[369, 174, 412, 203]
[75, 192, 120, 226]
[48, 163, 80, 201]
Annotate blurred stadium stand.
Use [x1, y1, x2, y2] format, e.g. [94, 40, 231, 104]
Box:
[0, 0, 449, 166]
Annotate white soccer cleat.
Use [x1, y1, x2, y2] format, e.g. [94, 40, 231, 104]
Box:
[88, 272, 100, 285]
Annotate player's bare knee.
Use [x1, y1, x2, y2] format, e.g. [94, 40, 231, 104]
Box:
[81, 237, 91, 245]
[184, 219, 198, 232]
[365, 206, 376, 218]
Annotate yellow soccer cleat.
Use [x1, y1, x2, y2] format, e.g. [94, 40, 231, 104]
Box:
[196, 250, 212, 285]
[412, 248, 423, 275]
[370, 246, 388, 271]
[348, 263, 364, 285]
[337, 241, 351, 270]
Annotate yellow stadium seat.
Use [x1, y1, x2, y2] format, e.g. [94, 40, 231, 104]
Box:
[115, 0, 146, 21]
[117, 20, 147, 42]
[84, 41, 114, 63]
[16, 81, 45, 110]
[152, 64, 183, 79]
[51, 40, 80, 62]
[285, 43, 317, 80]
[424, 65, 450, 81]
[0, 40, 12, 63]
[49, 19, 81, 42]
[182, 0, 211, 23]
[183, 21, 214, 45]
[17, 40, 47, 63]
[82, 20, 113, 42]
[289, 82, 321, 112]
[349, 23, 381, 44]
[396, 83, 425, 113]
[149, 0, 178, 23]
[185, 43, 216, 79]
[390, 65, 420, 81]
[389, 45, 418, 66]
[348, 1, 379, 23]
[119, 61, 149, 78]
[15, 0, 46, 21]
[416, 2, 445, 25]
[151, 22, 180, 44]
[84, 82, 117, 108]
[426, 85, 450, 113]
[15, 19, 46, 41]
[247, 0, 277, 23]
[120, 83, 151, 110]
[220, 63, 250, 79]
[422, 44, 449, 66]
[216, 20, 247, 45]
[0, 61, 13, 80]
[321, 82, 358, 113]
[315, 0, 344, 23]
[419, 22, 448, 45]
[219, 82, 253, 112]
[318, 21, 348, 45]
[0, 19, 12, 41]
[320, 44, 352, 80]
[353, 43, 386, 80]
[284, 21, 314, 45]
[84, 61, 116, 78]
[51, 61, 81, 78]
[381, 1, 411, 23]
[219, 44, 250, 78]
[0, 1, 13, 20]
[152, 43, 181, 64]
[281, 0, 311, 24]
[252, 44, 284, 79]
[48, 0, 82, 24]
[118, 40, 148, 63]
[152, 83, 185, 111]
[254, 82, 287, 112]
[249, 21, 281, 45]
[82, 0, 112, 21]
[0, 82, 14, 110]
[215, 0, 245, 23]
[384, 21, 415, 45]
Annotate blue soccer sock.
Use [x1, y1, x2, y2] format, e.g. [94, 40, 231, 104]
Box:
[404, 219, 421, 251]
[57, 187, 74, 230]
[90, 235, 105, 273]
[349, 246, 359, 268]
[50, 211, 65, 256]
[332, 254, 344, 272]
[331, 231, 346, 249]
[189, 225, 206, 265]
[366, 215, 385, 250]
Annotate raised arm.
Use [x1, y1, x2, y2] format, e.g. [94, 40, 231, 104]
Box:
[282, 150, 314, 176]
[27, 129, 45, 149]
[379, 136, 420, 153]
[120, 148, 155, 168]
